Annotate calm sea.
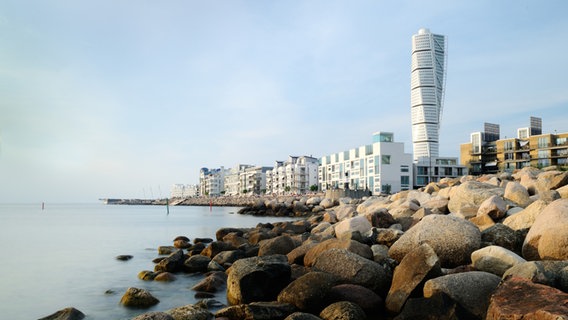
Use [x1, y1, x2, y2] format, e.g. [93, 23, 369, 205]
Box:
[0, 203, 296, 319]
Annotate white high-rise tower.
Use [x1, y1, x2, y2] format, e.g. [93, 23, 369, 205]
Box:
[410, 28, 447, 161]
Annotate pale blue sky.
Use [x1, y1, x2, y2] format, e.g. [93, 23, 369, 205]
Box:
[1, 1, 567, 202]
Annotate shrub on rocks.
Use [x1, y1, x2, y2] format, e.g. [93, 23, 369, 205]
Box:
[388, 214, 481, 268]
[470, 245, 526, 276]
[226, 254, 291, 305]
[486, 276, 568, 319]
[423, 271, 501, 319]
[120, 287, 159, 308]
[523, 199, 568, 260]
[277, 271, 339, 313]
[313, 248, 391, 295]
[319, 301, 366, 320]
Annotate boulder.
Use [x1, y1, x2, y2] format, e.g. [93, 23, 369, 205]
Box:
[371, 244, 390, 262]
[277, 271, 339, 313]
[356, 196, 390, 216]
[165, 304, 213, 320]
[184, 255, 211, 273]
[119, 287, 159, 308]
[304, 238, 373, 267]
[116, 255, 133, 261]
[154, 272, 177, 282]
[334, 204, 357, 221]
[423, 271, 501, 319]
[319, 301, 366, 320]
[192, 271, 227, 293]
[173, 239, 192, 249]
[334, 216, 372, 239]
[557, 184, 568, 198]
[394, 294, 457, 320]
[158, 246, 177, 255]
[138, 270, 159, 281]
[477, 195, 507, 220]
[502, 199, 548, 230]
[287, 242, 319, 265]
[468, 213, 495, 231]
[222, 233, 248, 248]
[447, 181, 504, 216]
[523, 199, 568, 260]
[422, 198, 449, 215]
[216, 302, 296, 320]
[132, 312, 175, 320]
[486, 276, 568, 319]
[328, 284, 383, 315]
[388, 214, 481, 268]
[503, 260, 568, 289]
[504, 181, 532, 208]
[470, 245, 526, 276]
[215, 228, 244, 241]
[313, 248, 391, 295]
[364, 208, 396, 228]
[154, 249, 186, 273]
[258, 235, 297, 256]
[200, 241, 237, 259]
[535, 170, 568, 193]
[226, 254, 291, 305]
[320, 198, 335, 209]
[38, 307, 85, 320]
[284, 312, 322, 320]
[374, 228, 404, 247]
[386, 243, 442, 314]
[212, 250, 245, 267]
[480, 223, 521, 253]
[310, 222, 332, 234]
[306, 196, 322, 206]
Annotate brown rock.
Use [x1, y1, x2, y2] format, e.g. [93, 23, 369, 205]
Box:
[329, 284, 383, 315]
[258, 235, 297, 256]
[486, 276, 568, 320]
[522, 198, 568, 260]
[319, 301, 366, 320]
[304, 238, 373, 267]
[38, 307, 85, 320]
[154, 272, 177, 282]
[200, 241, 237, 259]
[191, 271, 226, 293]
[277, 271, 339, 313]
[120, 287, 159, 308]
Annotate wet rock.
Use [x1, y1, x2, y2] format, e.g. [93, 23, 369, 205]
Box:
[304, 238, 373, 267]
[200, 241, 237, 259]
[184, 255, 212, 273]
[154, 249, 185, 273]
[523, 198, 568, 260]
[116, 255, 133, 261]
[486, 276, 568, 319]
[38, 307, 85, 320]
[423, 271, 501, 319]
[277, 271, 339, 313]
[215, 301, 296, 320]
[386, 243, 442, 314]
[138, 270, 159, 281]
[154, 272, 177, 282]
[131, 311, 174, 320]
[319, 301, 366, 320]
[158, 246, 177, 255]
[166, 304, 214, 320]
[119, 287, 159, 308]
[226, 254, 291, 305]
[389, 214, 481, 268]
[313, 248, 391, 295]
[192, 271, 227, 293]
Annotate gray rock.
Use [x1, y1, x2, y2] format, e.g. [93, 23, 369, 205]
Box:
[388, 214, 481, 268]
[503, 199, 548, 231]
[447, 181, 504, 216]
[423, 271, 501, 319]
[184, 255, 211, 273]
[304, 238, 373, 267]
[226, 254, 291, 305]
[212, 249, 245, 267]
[38, 307, 85, 320]
[480, 223, 521, 254]
[320, 198, 336, 209]
[215, 301, 296, 320]
[313, 248, 391, 295]
[132, 312, 174, 320]
[154, 249, 185, 273]
[166, 304, 213, 320]
[258, 235, 297, 256]
[328, 283, 383, 315]
[334, 204, 357, 221]
[334, 216, 372, 239]
[503, 260, 568, 290]
[471, 245, 526, 276]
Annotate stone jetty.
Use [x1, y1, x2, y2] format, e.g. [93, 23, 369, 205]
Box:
[47, 166, 568, 319]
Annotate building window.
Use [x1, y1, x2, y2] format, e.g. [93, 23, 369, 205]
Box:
[401, 165, 409, 172]
[381, 155, 391, 164]
[401, 176, 409, 186]
[504, 141, 514, 151]
[538, 137, 549, 148]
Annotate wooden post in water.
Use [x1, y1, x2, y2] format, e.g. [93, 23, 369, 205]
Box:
[166, 198, 169, 215]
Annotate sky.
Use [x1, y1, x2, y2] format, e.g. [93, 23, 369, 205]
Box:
[1, 1, 567, 203]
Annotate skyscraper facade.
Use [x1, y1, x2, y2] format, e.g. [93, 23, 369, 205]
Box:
[410, 28, 447, 161]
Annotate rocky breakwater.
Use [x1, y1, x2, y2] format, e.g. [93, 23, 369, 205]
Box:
[47, 166, 568, 319]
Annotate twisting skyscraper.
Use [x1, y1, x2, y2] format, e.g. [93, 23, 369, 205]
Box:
[410, 28, 447, 161]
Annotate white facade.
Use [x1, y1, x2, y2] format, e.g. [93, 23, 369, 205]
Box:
[413, 156, 467, 187]
[199, 167, 227, 196]
[266, 156, 319, 195]
[411, 28, 447, 161]
[224, 164, 254, 196]
[170, 184, 199, 198]
[319, 132, 413, 195]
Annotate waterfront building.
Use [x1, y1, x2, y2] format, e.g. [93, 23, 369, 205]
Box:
[170, 184, 199, 198]
[266, 156, 319, 195]
[224, 164, 254, 196]
[224, 164, 273, 196]
[319, 132, 413, 195]
[414, 156, 467, 187]
[411, 28, 447, 161]
[461, 117, 568, 173]
[199, 167, 227, 196]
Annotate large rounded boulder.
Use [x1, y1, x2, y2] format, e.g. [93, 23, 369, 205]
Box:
[389, 214, 481, 268]
[522, 198, 568, 260]
[277, 271, 339, 313]
[447, 181, 504, 217]
[119, 287, 159, 308]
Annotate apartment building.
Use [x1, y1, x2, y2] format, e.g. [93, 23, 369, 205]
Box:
[461, 117, 568, 174]
[199, 167, 227, 196]
[266, 156, 319, 195]
[170, 184, 199, 198]
[224, 164, 254, 196]
[318, 132, 413, 195]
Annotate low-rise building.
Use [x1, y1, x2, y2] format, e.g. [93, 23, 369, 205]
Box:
[170, 184, 199, 198]
[318, 132, 413, 195]
[413, 156, 467, 187]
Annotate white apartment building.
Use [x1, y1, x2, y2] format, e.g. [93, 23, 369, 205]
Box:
[319, 132, 413, 195]
[199, 167, 227, 196]
[170, 184, 199, 198]
[224, 164, 272, 196]
[266, 156, 319, 195]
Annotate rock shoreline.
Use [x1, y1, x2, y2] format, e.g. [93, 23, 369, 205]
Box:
[48, 167, 568, 319]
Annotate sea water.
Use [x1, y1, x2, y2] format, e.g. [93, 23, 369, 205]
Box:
[0, 203, 296, 319]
